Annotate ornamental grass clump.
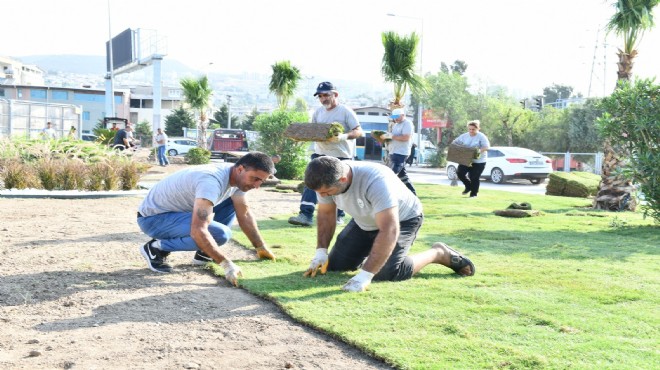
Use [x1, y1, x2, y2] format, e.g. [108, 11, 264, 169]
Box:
[57, 158, 88, 190]
[35, 159, 58, 190]
[86, 162, 108, 191]
[118, 160, 149, 190]
[1, 160, 38, 189]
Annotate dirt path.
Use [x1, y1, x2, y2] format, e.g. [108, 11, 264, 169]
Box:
[0, 164, 392, 369]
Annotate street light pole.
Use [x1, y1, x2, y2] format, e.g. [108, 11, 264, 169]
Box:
[386, 13, 424, 163]
[226, 95, 232, 129]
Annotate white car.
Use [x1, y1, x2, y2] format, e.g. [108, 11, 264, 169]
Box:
[446, 146, 553, 184]
[166, 138, 198, 156]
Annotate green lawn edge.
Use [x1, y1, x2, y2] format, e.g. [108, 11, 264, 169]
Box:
[212, 184, 659, 369]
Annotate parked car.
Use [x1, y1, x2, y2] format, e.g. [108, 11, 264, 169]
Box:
[81, 134, 97, 142]
[446, 146, 553, 184]
[166, 138, 198, 156]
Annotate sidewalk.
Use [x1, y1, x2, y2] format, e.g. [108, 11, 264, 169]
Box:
[364, 159, 446, 175]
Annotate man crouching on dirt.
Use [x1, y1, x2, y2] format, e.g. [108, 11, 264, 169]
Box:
[137, 151, 277, 286]
[302, 156, 475, 292]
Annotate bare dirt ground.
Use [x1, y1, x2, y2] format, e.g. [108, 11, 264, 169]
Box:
[0, 164, 392, 369]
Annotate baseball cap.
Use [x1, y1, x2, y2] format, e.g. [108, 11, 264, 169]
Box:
[390, 108, 405, 119]
[313, 81, 337, 96]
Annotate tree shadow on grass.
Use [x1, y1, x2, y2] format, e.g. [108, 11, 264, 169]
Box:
[420, 225, 659, 261]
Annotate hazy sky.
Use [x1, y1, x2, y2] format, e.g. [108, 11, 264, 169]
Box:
[4, 0, 659, 97]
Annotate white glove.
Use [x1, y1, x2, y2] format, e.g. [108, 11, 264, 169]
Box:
[220, 260, 242, 287]
[303, 248, 328, 277]
[342, 269, 374, 292]
[328, 133, 349, 142]
[381, 133, 393, 140]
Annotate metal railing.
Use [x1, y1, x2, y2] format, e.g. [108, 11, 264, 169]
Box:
[541, 151, 604, 175]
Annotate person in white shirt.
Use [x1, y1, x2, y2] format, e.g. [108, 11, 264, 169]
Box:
[154, 128, 170, 166]
[287, 81, 363, 227]
[302, 156, 475, 292]
[451, 120, 490, 198]
[41, 122, 57, 140]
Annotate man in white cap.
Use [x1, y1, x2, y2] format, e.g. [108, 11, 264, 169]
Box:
[381, 108, 416, 195]
[288, 81, 364, 227]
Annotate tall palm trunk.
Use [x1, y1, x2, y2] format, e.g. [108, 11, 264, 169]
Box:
[594, 0, 657, 211]
[616, 49, 638, 80]
[593, 140, 637, 211]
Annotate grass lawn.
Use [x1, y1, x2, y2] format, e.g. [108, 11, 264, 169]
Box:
[224, 184, 659, 369]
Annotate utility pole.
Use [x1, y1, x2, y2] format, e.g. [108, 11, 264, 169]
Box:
[227, 95, 232, 129]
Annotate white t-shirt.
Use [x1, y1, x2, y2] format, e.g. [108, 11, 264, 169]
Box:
[155, 132, 168, 147]
[138, 163, 245, 217]
[388, 118, 414, 156]
[317, 161, 422, 231]
[453, 132, 490, 163]
[312, 104, 360, 158]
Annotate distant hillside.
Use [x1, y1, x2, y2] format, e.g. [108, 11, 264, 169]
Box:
[15, 55, 198, 76]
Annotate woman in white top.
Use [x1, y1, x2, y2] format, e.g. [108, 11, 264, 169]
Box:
[451, 120, 490, 198]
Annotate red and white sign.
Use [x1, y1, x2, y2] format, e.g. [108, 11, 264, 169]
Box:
[422, 109, 451, 129]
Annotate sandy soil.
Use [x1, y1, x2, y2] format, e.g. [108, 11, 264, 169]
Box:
[0, 164, 391, 369]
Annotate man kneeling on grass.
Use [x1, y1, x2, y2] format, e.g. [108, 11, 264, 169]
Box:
[137, 152, 277, 286]
[302, 156, 475, 292]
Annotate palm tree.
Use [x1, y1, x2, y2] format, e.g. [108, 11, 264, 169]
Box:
[269, 61, 301, 110]
[381, 31, 428, 109]
[180, 76, 213, 149]
[606, 0, 658, 80]
[594, 0, 658, 211]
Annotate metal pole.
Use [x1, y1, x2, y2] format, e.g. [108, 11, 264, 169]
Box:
[227, 95, 232, 129]
[417, 17, 424, 164]
[106, 0, 115, 117]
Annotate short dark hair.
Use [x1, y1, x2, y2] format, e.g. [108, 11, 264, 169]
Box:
[235, 152, 275, 175]
[304, 156, 343, 190]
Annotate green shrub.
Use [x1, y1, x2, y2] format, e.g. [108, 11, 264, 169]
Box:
[185, 147, 211, 165]
[598, 78, 660, 222]
[427, 150, 446, 168]
[253, 109, 309, 179]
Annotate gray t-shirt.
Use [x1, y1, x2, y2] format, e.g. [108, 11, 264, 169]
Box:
[138, 163, 245, 217]
[317, 161, 422, 231]
[312, 104, 360, 158]
[453, 132, 490, 163]
[388, 118, 414, 156]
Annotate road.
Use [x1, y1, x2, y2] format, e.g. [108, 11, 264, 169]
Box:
[406, 167, 548, 196]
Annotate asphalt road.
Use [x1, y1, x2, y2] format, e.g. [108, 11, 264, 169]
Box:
[406, 167, 548, 196]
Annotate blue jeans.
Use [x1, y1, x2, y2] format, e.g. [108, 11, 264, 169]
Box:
[157, 145, 169, 166]
[300, 153, 347, 218]
[137, 198, 236, 252]
[389, 153, 416, 195]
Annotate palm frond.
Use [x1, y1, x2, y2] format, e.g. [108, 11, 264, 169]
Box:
[381, 31, 429, 104]
[269, 60, 302, 110]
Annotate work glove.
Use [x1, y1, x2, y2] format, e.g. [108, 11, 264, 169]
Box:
[327, 133, 349, 143]
[380, 133, 393, 140]
[341, 269, 374, 293]
[303, 248, 329, 277]
[220, 260, 242, 287]
[255, 245, 276, 261]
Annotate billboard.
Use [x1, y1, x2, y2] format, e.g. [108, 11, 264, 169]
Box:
[105, 28, 135, 72]
[422, 109, 451, 128]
